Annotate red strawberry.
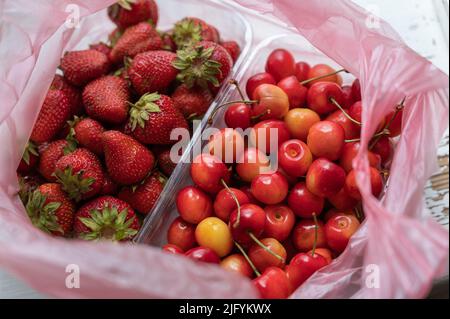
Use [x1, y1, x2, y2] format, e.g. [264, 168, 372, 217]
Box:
[54, 148, 104, 202]
[74, 196, 140, 241]
[31, 89, 71, 144]
[172, 84, 213, 118]
[17, 142, 39, 175]
[60, 49, 110, 86]
[118, 172, 166, 215]
[82, 75, 130, 125]
[38, 140, 71, 181]
[128, 50, 178, 95]
[18, 173, 45, 205]
[173, 41, 233, 89]
[109, 22, 162, 64]
[71, 117, 105, 155]
[100, 173, 119, 195]
[156, 148, 177, 176]
[221, 41, 241, 63]
[161, 31, 176, 51]
[109, 28, 123, 47]
[50, 74, 83, 116]
[172, 17, 220, 48]
[102, 130, 155, 185]
[129, 93, 188, 145]
[90, 42, 112, 57]
[108, 0, 159, 30]
[26, 183, 75, 237]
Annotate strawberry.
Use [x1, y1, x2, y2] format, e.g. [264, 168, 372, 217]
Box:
[156, 148, 177, 176]
[30, 89, 71, 144]
[38, 140, 72, 181]
[50, 74, 83, 116]
[18, 173, 45, 205]
[74, 196, 140, 241]
[161, 31, 176, 52]
[109, 28, 123, 47]
[82, 75, 130, 125]
[102, 130, 155, 185]
[118, 171, 166, 215]
[100, 173, 119, 196]
[109, 22, 162, 64]
[128, 50, 178, 95]
[172, 17, 220, 48]
[60, 49, 110, 86]
[26, 183, 75, 237]
[173, 41, 233, 89]
[70, 117, 105, 156]
[129, 93, 188, 145]
[108, 0, 159, 30]
[90, 42, 112, 57]
[221, 41, 241, 63]
[17, 142, 39, 175]
[54, 148, 104, 202]
[172, 84, 213, 118]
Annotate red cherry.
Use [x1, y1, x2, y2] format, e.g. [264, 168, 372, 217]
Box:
[191, 154, 230, 194]
[236, 147, 271, 183]
[345, 168, 383, 200]
[249, 238, 287, 272]
[251, 172, 289, 205]
[162, 244, 184, 255]
[348, 101, 362, 123]
[278, 139, 313, 177]
[265, 49, 296, 82]
[307, 121, 345, 161]
[285, 252, 328, 291]
[253, 266, 291, 299]
[176, 186, 213, 224]
[252, 84, 290, 120]
[220, 254, 254, 278]
[306, 64, 342, 87]
[250, 119, 291, 154]
[185, 246, 221, 264]
[307, 248, 333, 264]
[246, 72, 276, 100]
[306, 158, 346, 197]
[240, 185, 262, 205]
[371, 136, 393, 165]
[292, 219, 327, 252]
[323, 208, 357, 222]
[208, 128, 245, 163]
[326, 109, 360, 140]
[287, 182, 324, 218]
[327, 187, 359, 211]
[385, 109, 403, 137]
[307, 82, 345, 115]
[325, 213, 360, 253]
[224, 103, 252, 129]
[339, 142, 381, 173]
[351, 79, 361, 101]
[294, 61, 311, 82]
[229, 203, 266, 245]
[341, 85, 355, 108]
[263, 205, 296, 242]
[167, 217, 197, 251]
[277, 76, 308, 108]
[214, 187, 250, 222]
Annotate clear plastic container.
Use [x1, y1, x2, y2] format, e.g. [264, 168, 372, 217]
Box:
[135, 33, 355, 245]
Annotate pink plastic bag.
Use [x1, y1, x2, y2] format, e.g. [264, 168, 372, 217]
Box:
[0, 0, 448, 298]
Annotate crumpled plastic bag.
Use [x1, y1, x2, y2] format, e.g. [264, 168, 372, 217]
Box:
[0, 0, 448, 298]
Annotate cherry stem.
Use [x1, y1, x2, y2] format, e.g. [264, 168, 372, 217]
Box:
[248, 232, 284, 262]
[221, 179, 241, 229]
[229, 79, 246, 100]
[300, 68, 348, 86]
[311, 213, 318, 257]
[329, 97, 362, 126]
[250, 109, 271, 122]
[369, 97, 406, 149]
[345, 129, 390, 143]
[234, 240, 261, 277]
[207, 99, 257, 125]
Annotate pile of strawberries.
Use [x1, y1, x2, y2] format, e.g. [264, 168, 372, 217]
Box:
[163, 48, 404, 298]
[17, 0, 240, 241]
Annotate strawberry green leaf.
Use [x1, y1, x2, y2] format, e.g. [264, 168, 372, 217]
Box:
[26, 189, 64, 235]
[128, 92, 161, 131]
[22, 141, 39, 166]
[54, 167, 95, 202]
[172, 18, 203, 48]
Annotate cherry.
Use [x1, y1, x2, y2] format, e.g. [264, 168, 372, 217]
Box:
[191, 154, 230, 194]
[341, 85, 355, 108]
[384, 109, 403, 137]
[220, 254, 254, 278]
[265, 49, 296, 82]
[240, 185, 262, 205]
[276, 166, 298, 187]
[253, 266, 291, 299]
[339, 142, 381, 173]
[287, 182, 324, 218]
[195, 217, 233, 257]
[351, 79, 361, 101]
[229, 203, 266, 246]
[348, 101, 362, 123]
[251, 172, 289, 205]
[327, 187, 359, 210]
[292, 219, 326, 252]
[185, 246, 221, 264]
[284, 108, 320, 141]
[294, 61, 311, 82]
[371, 136, 393, 165]
[306, 158, 346, 197]
[324, 208, 358, 223]
[278, 139, 313, 177]
[345, 168, 383, 200]
[249, 238, 287, 272]
[277, 76, 308, 108]
[250, 119, 291, 154]
[307, 121, 345, 161]
[263, 205, 296, 242]
[214, 187, 250, 222]
[162, 244, 184, 255]
[251, 84, 290, 120]
[325, 213, 360, 253]
[285, 252, 328, 291]
[307, 82, 345, 115]
[167, 217, 197, 251]
[307, 248, 333, 264]
[236, 147, 271, 183]
[207, 128, 244, 163]
[176, 186, 213, 224]
[306, 64, 343, 87]
[224, 103, 252, 129]
[326, 109, 360, 140]
[246, 72, 276, 99]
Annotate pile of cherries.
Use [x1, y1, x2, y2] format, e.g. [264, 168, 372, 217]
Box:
[162, 48, 404, 299]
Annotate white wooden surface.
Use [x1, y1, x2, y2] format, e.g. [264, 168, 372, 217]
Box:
[0, 0, 448, 298]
